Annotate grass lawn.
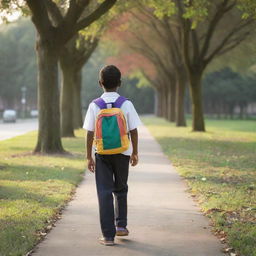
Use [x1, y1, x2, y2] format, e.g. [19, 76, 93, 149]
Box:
[142, 117, 256, 256]
[0, 130, 86, 256]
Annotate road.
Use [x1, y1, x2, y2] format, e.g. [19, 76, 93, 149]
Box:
[31, 124, 224, 256]
[0, 119, 38, 141]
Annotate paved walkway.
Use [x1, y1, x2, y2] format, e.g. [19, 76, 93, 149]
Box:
[0, 119, 37, 141]
[32, 124, 224, 256]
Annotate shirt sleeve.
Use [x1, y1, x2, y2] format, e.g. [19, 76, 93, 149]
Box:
[127, 101, 141, 131]
[83, 103, 95, 131]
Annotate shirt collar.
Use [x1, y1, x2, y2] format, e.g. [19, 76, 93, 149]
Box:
[101, 92, 120, 98]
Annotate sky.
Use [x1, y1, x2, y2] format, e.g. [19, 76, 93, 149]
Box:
[0, 9, 21, 24]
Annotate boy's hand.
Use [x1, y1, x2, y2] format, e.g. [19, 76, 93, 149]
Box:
[130, 129, 138, 166]
[130, 153, 138, 166]
[87, 157, 95, 173]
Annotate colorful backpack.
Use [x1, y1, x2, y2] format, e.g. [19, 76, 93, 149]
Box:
[93, 96, 130, 155]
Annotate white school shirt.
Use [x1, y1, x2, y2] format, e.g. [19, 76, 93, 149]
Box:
[83, 92, 141, 156]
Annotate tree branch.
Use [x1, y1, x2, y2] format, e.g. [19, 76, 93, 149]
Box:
[45, 0, 64, 26]
[191, 29, 200, 62]
[200, 0, 236, 59]
[140, 69, 157, 88]
[74, 0, 116, 32]
[26, 0, 53, 37]
[163, 18, 180, 53]
[128, 31, 170, 77]
[204, 19, 254, 66]
[64, 0, 90, 30]
[76, 38, 99, 69]
[129, 10, 152, 28]
[175, 0, 192, 70]
[217, 31, 252, 56]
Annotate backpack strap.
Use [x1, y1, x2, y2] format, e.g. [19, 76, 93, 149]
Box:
[93, 97, 107, 109]
[113, 96, 128, 108]
[93, 96, 128, 109]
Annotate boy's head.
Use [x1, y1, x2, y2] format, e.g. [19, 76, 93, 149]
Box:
[99, 65, 121, 91]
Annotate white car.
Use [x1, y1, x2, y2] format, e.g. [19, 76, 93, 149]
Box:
[3, 109, 17, 123]
[30, 109, 38, 118]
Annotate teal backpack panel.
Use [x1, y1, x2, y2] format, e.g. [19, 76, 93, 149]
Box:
[102, 115, 121, 150]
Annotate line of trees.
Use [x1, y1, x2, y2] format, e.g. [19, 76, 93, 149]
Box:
[0, 17, 155, 121]
[105, 0, 256, 131]
[2, 0, 117, 153]
[1, 0, 256, 154]
[203, 68, 256, 119]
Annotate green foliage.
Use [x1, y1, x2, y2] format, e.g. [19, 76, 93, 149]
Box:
[146, 0, 176, 18]
[143, 116, 256, 256]
[80, 0, 134, 39]
[142, 0, 211, 28]
[119, 78, 155, 114]
[183, 0, 210, 28]
[128, 70, 151, 88]
[146, 0, 255, 28]
[238, 0, 256, 19]
[203, 68, 256, 117]
[207, 35, 256, 74]
[0, 18, 37, 110]
[81, 45, 155, 114]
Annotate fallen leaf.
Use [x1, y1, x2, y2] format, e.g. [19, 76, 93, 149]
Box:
[220, 237, 226, 243]
[46, 225, 52, 230]
[222, 247, 233, 253]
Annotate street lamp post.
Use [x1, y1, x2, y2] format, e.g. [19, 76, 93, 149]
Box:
[21, 86, 27, 119]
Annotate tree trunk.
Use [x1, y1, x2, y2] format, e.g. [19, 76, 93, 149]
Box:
[158, 88, 165, 117]
[166, 86, 172, 121]
[224, 103, 228, 119]
[73, 69, 83, 129]
[169, 84, 176, 122]
[189, 73, 205, 131]
[154, 89, 162, 117]
[161, 88, 167, 119]
[239, 103, 245, 119]
[216, 101, 221, 119]
[229, 104, 234, 119]
[60, 63, 75, 137]
[34, 38, 64, 153]
[175, 72, 186, 126]
[165, 75, 176, 122]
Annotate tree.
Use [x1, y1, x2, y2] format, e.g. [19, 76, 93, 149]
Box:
[105, 11, 181, 123]
[133, 8, 188, 126]
[174, 0, 255, 131]
[203, 68, 242, 118]
[23, 0, 116, 153]
[144, 0, 255, 130]
[60, 34, 99, 136]
[237, 0, 256, 19]
[45, 1, 130, 137]
[81, 45, 155, 114]
[203, 67, 256, 119]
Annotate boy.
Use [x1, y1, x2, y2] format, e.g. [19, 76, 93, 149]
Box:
[83, 65, 141, 246]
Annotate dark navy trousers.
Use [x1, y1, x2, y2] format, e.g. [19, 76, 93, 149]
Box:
[95, 153, 130, 238]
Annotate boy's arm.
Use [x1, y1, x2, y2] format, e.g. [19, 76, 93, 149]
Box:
[86, 130, 95, 172]
[130, 128, 138, 166]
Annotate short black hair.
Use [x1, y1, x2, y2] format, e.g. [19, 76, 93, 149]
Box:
[99, 65, 121, 89]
